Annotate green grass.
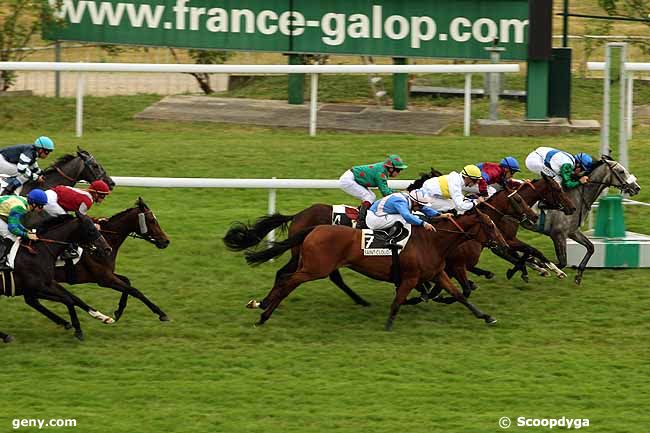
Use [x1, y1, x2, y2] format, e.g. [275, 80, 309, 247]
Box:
[0, 95, 649, 433]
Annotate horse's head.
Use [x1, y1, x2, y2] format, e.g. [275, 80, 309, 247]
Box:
[537, 174, 576, 215]
[77, 147, 116, 190]
[467, 208, 508, 249]
[504, 190, 539, 223]
[406, 167, 444, 191]
[592, 156, 641, 196]
[132, 197, 170, 249]
[76, 213, 112, 257]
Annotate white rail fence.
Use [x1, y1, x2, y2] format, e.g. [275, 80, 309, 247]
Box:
[0, 62, 520, 138]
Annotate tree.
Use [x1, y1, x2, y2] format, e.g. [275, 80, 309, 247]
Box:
[0, 1, 57, 91]
[598, 0, 650, 51]
[170, 48, 232, 94]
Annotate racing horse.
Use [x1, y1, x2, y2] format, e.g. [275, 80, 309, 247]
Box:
[0, 214, 113, 342]
[224, 173, 575, 306]
[54, 198, 171, 321]
[526, 155, 640, 285]
[243, 208, 508, 330]
[1, 147, 115, 196]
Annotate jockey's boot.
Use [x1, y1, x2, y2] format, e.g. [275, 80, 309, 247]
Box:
[385, 222, 405, 247]
[0, 239, 13, 271]
[60, 245, 80, 261]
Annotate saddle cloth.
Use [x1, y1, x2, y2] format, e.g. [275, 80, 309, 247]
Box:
[332, 205, 361, 227]
[360, 224, 412, 256]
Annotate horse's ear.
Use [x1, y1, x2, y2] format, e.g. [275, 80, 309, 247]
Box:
[137, 197, 146, 209]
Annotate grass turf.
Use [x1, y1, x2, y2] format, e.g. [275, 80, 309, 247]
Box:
[0, 95, 648, 433]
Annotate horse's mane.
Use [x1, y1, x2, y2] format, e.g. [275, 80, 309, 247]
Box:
[106, 199, 148, 222]
[406, 167, 444, 191]
[590, 155, 614, 171]
[36, 214, 75, 233]
[42, 153, 77, 174]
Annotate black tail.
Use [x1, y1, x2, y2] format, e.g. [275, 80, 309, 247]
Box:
[223, 213, 294, 251]
[245, 227, 316, 266]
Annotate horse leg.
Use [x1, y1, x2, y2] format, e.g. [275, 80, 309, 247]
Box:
[49, 283, 115, 325]
[1, 331, 14, 343]
[508, 239, 564, 279]
[568, 230, 595, 285]
[30, 288, 86, 340]
[23, 293, 72, 329]
[257, 269, 322, 325]
[105, 273, 168, 322]
[436, 272, 496, 324]
[469, 266, 495, 279]
[329, 270, 371, 307]
[385, 277, 419, 331]
[550, 231, 568, 269]
[251, 256, 300, 310]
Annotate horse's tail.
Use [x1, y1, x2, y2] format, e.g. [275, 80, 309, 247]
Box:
[223, 213, 294, 251]
[245, 227, 316, 266]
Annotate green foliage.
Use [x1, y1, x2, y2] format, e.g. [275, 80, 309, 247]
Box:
[0, 0, 54, 90]
[0, 95, 649, 432]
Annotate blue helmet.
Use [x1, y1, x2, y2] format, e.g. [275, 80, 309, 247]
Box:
[574, 153, 593, 171]
[27, 189, 48, 206]
[500, 156, 520, 173]
[34, 136, 55, 151]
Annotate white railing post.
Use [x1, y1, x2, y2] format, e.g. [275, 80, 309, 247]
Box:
[267, 176, 277, 244]
[75, 72, 85, 137]
[627, 72, 633, 139]
[309, 73, 319, 137]
[464, 73, 472, 137]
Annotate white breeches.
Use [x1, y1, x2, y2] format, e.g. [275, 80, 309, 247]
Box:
[525, 152, 562, 184]
[0, 220, 19, 242]
[0, 156, 28, 183]
[426, 197, 457, 213]
[338, 169, 377, 203]
[366, 211, 407, 230]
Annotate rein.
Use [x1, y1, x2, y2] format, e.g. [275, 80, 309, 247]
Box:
[53, 165, 76, 182]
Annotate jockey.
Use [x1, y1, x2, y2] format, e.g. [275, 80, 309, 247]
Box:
[525, 147, 592, 189]
[366, 189, 438, 244]
[421, 165, 485, 214]
[475, 156, 521, 197]
[339, 154, 407, 209]
[0, 136, 55, 195]
[43, 180, 111, 217]
[0, 189, 47, 270]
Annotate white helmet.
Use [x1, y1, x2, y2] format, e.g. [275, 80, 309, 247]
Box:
[408, 189, 429, 205]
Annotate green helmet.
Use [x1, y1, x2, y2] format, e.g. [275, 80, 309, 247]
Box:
[384, 154, 408, 170]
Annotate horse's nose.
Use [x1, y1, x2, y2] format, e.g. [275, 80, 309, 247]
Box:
[158, 239, 170, 249]
[106, 178, 116, 190]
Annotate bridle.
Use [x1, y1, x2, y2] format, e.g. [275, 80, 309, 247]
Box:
[587, 160, 637, 194]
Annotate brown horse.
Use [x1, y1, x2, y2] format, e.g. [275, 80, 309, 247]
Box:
[243, 209, 508, 330]
[225, 174, 576, 305]
[54, 198, 171, 321]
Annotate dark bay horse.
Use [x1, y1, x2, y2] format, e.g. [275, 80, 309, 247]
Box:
[1, 214, 113, 342]
[525, 156, 640, 284]
[54, 198, 171, 321]
[225, 175, 575, 305]
[244, 209, 508, 330]
[2, 147, 115, 196]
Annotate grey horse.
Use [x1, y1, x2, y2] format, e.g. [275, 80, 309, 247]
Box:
[527, 155, 641, 285]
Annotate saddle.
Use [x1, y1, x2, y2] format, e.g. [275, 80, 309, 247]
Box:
[360, 224, 412, 256]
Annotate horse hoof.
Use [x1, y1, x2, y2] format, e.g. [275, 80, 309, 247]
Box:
[63, 322, 72, 330]
[384, 321, 394, 331]
[485, 316, 498, 325]
[521, 275, 529, 283]
[159, 315, 170, 322]
[506, 269, 515, 280]
[246, 299, 261, 309]
[2, 335, 14, 343]
[113, 311, 123, 322]
[574, 276, 582, 285]
[485, 272, 495, 280]
[74, 331, 84, 341]
[557, 272, 567, 280]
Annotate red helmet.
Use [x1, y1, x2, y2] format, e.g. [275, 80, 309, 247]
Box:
[89, 180, 110, 195]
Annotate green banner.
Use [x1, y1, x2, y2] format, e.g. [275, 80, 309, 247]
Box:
[46, 0, 530, 60]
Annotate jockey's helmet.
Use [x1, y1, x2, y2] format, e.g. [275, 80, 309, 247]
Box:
[384, 154, 408, 170]
[461, 164, 482, 180]
[34, 136, 55, 151]
[574, 153, 593, 171]
[89, 180, 111, 195]
[27, 189, 48, 206]
[500, 156, 520, 172]
[408, 189, 429, 205]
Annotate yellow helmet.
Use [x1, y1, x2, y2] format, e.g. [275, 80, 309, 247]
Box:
[461, 164, 482, 180]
